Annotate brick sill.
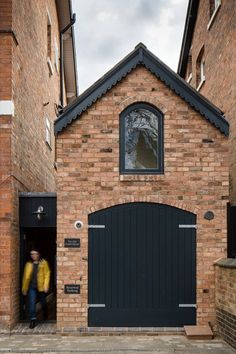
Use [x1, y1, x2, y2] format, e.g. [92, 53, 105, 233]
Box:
[197, 78, 205, 92]
[214, 258, 236, 269]
[120, 174, 165, 182]
[187, 73, 192, 84]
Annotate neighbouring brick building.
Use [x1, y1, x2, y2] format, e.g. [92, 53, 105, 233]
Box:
[54, 44, 229, 331]
[178, 0, 236, 348]
[178, 0, 236, 205]
[0, 0, 77, 329]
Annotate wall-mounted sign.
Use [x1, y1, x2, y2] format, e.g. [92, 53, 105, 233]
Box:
[64, 284, 80, 294]
[64, 238, 80, 248]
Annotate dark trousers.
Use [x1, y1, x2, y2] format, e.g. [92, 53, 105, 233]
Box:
[28, 287, 47, 320]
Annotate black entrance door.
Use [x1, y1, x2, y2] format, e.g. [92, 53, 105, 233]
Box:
[88, 202, 196, 327]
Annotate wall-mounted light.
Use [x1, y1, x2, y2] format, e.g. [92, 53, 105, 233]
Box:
[32, 206, 46, 220]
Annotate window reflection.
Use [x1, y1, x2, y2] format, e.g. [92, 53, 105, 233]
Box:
[125, 109, 158, 169]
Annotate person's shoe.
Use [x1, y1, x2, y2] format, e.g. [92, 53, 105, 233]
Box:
[29, 320, 36, 329]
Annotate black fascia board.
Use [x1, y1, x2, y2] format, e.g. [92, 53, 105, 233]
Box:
[142, 47, 229, 136]
[54, 43, 229, 136]
[54, 44, 143, 134]
[177, 0, 200, 77]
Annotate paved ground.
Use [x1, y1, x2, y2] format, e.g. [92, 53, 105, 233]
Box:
[0, 334, 235, 354]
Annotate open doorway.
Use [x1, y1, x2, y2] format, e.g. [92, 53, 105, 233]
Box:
[20, 227, 56, 321]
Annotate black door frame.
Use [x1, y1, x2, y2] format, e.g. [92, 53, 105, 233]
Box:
[19, 193, 57, 321]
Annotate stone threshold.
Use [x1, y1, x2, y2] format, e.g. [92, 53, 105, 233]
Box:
[214, 258, 236, 269]
[1, 323, 184, 336]
[58, 326, 185, 336]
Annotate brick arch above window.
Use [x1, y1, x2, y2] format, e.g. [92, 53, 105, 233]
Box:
[119, 95, 168, 114]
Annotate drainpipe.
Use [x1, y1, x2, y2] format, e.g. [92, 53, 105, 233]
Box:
[60, 13, 76, 108]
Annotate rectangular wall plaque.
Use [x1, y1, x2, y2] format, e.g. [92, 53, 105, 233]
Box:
[64, 284, 80, 294]
[64, 238, 80, 248]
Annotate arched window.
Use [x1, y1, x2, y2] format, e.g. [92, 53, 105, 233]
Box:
[120, 103, 164, 174]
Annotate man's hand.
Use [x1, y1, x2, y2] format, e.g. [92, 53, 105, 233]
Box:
[22, 291, 27, 296]
[44, 287, 49, 293]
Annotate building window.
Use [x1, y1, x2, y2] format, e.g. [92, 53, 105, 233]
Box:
[196, 47, 205, 91]
[186, 49, 192, 84]
[208, 0, 221, 29]
[47, 14, 52, 59]
[45, 117, 52, 148]
[120, 103, 164, 174]
[47, 12, 53, 75]
[54, 38, 59, 72]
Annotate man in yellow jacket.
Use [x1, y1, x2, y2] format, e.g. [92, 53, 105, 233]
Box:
[22, 249, 50, 329]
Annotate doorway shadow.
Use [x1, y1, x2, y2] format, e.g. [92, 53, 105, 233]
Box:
[20, 228, 56, 322]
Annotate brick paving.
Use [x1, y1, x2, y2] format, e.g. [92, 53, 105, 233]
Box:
[0, 332, 235, 353]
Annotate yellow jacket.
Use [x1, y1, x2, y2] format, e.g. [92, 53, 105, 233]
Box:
[22, 259, 50, 293]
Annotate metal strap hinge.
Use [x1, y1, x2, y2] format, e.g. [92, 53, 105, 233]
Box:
[179, 224, 197, 229]
[87, 225, 105, 229]
[179, 304, 197, 308]
[88, 304, 106, 308]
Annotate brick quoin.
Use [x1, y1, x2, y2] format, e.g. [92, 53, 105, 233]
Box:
[56, 65, 229, 330]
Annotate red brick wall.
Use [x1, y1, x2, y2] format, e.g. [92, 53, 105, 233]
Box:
[56, 66, 229, 330]
[12, 0, 60, 192]
[0, 0, 60, 328]
[0, 0, 13, 329]
[0, 115, 12, 326]
[183, 0, 236, 203]
[215, 261, 236, 349]
[0, 0, 12, 28]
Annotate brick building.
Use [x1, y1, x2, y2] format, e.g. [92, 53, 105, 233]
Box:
[0, 0, 77, 329]
[178, 0, 236, 347]
[178, 0, 236, 205]
[54, 44, 229, 331]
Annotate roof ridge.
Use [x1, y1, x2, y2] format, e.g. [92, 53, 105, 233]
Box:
[55, 43, 229, 136]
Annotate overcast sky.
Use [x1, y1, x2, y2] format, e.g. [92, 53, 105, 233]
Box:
[72, 0, 189, 94]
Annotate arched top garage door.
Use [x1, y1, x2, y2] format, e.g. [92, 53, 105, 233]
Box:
[88, 202, 196, 327]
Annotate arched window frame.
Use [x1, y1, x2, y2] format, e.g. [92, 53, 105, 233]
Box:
[119, 102, 164, 175]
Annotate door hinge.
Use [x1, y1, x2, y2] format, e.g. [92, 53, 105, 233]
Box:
[179, 304, 197, 308]
[88, 225, 105, 229]
[179, 225, 197, 229]
[88, 304, 106, 308]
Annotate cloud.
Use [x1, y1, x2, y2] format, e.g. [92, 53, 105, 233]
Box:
[72, 0, 188, 93]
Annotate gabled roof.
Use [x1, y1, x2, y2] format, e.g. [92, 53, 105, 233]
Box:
[54, 43, 229, 136]
[177, 0, 200, 77]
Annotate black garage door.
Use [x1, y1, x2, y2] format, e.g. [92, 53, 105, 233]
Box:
[88, 202, 196, 327]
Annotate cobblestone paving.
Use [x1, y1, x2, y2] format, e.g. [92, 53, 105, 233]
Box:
[0, 334, 235, 354]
